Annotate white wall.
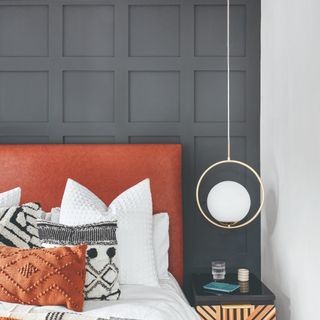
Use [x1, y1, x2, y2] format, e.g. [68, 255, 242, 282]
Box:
[261, 1, 320, 319]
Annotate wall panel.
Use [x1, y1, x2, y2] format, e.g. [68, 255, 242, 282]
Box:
[0, 0, 260, 294]
[0, 5, 48, 57]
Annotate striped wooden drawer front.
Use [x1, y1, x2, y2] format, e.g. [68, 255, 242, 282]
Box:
[196, 304, 276, 320]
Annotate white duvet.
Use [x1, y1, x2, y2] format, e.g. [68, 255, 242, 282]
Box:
[0, 274, 199, 320]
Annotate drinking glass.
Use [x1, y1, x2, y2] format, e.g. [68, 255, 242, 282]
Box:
[211, 261, 226, 280]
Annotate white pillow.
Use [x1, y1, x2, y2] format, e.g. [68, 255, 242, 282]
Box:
[0, 187, 21, 208]
[60, 180, 107, 220]
[40, 207, 61, 223]
[153, 213, 170, 280]
[59, 178, 159, 287]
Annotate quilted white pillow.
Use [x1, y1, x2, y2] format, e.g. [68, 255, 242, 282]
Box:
[0, 187, 21, 208]
[59, 178, 159, 287]
[60, 180, 107, 219]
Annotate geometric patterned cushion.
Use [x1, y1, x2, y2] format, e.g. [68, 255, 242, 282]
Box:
[0, 244, 87, 312]
[37, 220, 121, 301]
[0, 203, 42, 248]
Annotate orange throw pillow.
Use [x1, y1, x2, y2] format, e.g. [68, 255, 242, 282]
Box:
[0, 244, 87, 312]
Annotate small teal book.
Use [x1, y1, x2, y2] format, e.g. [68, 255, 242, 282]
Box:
[203, 281, 240, 293]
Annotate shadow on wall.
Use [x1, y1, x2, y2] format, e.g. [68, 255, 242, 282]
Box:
[263, 185, 291, 320]
[276, 292, 291, 320]
[265, 188, 278, 235]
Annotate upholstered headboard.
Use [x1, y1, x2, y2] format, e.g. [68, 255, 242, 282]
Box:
[0, 144, 183, 285]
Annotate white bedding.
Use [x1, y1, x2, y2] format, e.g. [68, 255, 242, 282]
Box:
[0, 273, 199, 320]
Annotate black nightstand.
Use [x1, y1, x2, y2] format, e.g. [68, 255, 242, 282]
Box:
[191, 273, 276, 320]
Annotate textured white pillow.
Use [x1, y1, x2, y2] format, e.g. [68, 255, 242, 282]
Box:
[60, 180, 108, 220]
[59, 178, 159, 287]
[153, 213, 170, 280]
[0, 187, 21, 208]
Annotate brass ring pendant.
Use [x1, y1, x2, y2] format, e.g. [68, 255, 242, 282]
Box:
[195, 159, 265, 229]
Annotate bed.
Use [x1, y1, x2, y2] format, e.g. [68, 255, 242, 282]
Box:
[0, 144, 198, 320]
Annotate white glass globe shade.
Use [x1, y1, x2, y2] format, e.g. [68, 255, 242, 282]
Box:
[206, 181, 251, 223]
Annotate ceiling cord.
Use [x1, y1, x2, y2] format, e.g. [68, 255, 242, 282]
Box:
[227, 0, 231, 160]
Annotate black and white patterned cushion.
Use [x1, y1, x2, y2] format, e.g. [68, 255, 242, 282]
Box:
[37, 220, 121, 301]
[0, 202, 42, 248]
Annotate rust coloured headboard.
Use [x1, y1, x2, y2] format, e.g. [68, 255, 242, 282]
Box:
[0, 144, 183, 285]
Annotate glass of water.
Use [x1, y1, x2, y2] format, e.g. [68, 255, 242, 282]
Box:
[211, 261, 226, 280]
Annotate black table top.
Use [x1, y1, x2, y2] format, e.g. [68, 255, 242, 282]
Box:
[191, 273, 275, 306]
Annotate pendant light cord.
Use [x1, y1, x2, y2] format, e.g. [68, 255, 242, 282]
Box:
[227, 0, 231, 160]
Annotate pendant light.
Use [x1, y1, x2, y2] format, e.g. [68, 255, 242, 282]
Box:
[195, 0, 264, 229]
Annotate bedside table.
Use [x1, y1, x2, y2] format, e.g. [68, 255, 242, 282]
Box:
[192, 273, 276, 320]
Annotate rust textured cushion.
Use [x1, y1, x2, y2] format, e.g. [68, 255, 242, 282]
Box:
[0, 244, 87, 311]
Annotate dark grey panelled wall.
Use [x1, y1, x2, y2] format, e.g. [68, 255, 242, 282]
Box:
[0, 0, 260, 288]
